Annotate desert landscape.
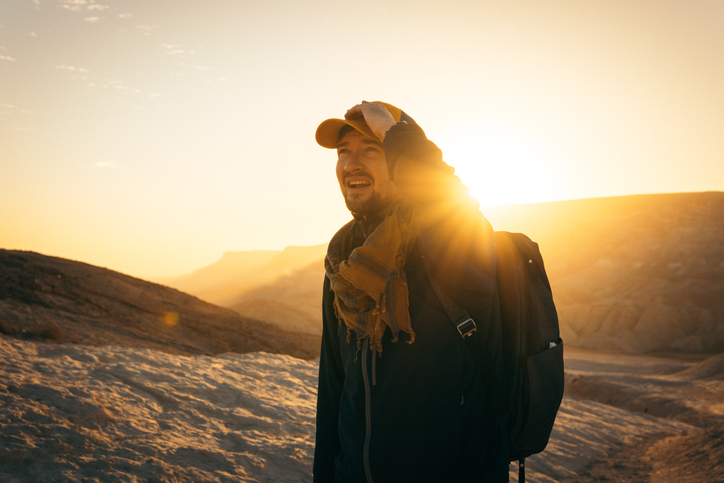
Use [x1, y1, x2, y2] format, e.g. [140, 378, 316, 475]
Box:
[1, 191, 723, 481]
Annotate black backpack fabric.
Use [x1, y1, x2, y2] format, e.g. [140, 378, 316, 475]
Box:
[423, 231, 564, 482]
[495, 231, 564, 470]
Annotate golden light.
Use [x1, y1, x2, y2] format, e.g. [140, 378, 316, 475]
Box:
[441, 131, 558, 207]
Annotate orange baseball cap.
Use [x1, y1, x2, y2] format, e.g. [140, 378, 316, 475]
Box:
[315, 101, 407, 149]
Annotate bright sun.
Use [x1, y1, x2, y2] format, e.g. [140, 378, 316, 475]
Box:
[440, 131, 556, 207]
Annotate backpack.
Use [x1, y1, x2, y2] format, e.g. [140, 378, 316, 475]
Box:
[423, 231, 564, 483]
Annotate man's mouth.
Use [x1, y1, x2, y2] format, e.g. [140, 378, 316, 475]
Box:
[345, 177, 372, 190]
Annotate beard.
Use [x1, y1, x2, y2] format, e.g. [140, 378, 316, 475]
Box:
[344, 182, 398, 217]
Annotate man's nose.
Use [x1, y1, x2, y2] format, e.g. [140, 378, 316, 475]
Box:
[343, 152, 364, 173]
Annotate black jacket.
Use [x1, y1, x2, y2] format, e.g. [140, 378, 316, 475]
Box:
[313, 122, 509, 483]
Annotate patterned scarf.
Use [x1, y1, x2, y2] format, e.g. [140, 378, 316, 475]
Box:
[325, 205, 418, 352]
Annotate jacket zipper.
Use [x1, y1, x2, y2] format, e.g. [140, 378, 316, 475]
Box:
[362, 338, 374, 483]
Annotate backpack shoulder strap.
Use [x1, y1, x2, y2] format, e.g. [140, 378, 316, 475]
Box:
[422, 261, 478, 339]
[419, 245, 506, 409]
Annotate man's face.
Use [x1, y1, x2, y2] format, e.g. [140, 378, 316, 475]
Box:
[336, 129, 397, 216]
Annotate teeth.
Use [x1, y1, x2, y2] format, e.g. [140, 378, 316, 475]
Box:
[349, 181, 369, 187]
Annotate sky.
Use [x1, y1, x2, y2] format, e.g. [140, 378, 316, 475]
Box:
[1, 0, 723, 279]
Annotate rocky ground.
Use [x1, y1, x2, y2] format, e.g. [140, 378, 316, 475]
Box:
[2, 338, 723, 482]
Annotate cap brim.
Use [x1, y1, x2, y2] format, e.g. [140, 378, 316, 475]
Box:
[315, 101, 404, 149]
[315, 118, 378, 149]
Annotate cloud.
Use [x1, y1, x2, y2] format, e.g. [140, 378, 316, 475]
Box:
[162, 44, 195, 55]
[57, 0, 88, 12]
[94, 161, 117, 168]
[137, 24, 159, 35]
[56, 65, 90, 73]
[118, 13, 132, 19]
[84, 17, 100, 23]
[29, 32, 37, 37]
[56, 0, 110, 15]
[0, 55, 16, 62]
[0, 103, 15, 109]
[100, 78, 140, 94]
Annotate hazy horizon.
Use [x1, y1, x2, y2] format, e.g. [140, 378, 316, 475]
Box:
[2, 0, 723, 278]
[4, 190, 720, 281]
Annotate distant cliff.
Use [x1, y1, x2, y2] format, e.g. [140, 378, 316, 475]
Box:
[157, 244, 327, 307]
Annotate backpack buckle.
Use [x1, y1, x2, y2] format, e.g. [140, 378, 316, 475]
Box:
[456, 318, 477, 339]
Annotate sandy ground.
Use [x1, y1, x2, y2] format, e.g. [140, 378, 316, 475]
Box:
[0, 337, 317, 482]
[548, 348, 724, 483]
[1, 338, 723, 482]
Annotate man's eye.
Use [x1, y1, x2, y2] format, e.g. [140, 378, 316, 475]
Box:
[337, 149, 348, 155]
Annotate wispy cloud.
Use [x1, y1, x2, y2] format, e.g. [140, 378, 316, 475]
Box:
[137, 24, 159, 36]
[56, 65, 90, 73]
[57, 0, 110, 14]
[162, 44, 195, 55]
[0, 55, 16, 62]
[57, 0, 89, 12]
[101, 78, 140, 94]
[95, 161, 117, 168]
[56, 65, 90, 82]
[0, 104, 15, 109]
[84, 17, 100, 23]
[118, 13, 132, 19]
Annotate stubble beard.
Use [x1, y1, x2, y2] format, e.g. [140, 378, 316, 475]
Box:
[344, 183, 397, 217]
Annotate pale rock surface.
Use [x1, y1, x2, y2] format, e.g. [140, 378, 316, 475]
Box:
[0, 337, 316, 482]
[3, 338, 724, 482]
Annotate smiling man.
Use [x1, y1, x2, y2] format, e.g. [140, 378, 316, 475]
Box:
[313, 102, 509, 482]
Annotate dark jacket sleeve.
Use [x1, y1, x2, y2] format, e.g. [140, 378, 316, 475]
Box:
[384, 122, 497, 314]
[312, 276, 344, 482]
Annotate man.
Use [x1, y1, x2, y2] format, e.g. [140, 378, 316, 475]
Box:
[314, 101, 509, 482]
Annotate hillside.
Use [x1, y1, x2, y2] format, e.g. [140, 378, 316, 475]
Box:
[158, 244, 327, 307]
[0, 250, 320, 360]
[484, 191, 724, 353]
[228, 259, 325, 335]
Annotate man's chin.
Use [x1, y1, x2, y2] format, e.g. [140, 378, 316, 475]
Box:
[345, 194, 391, 217]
